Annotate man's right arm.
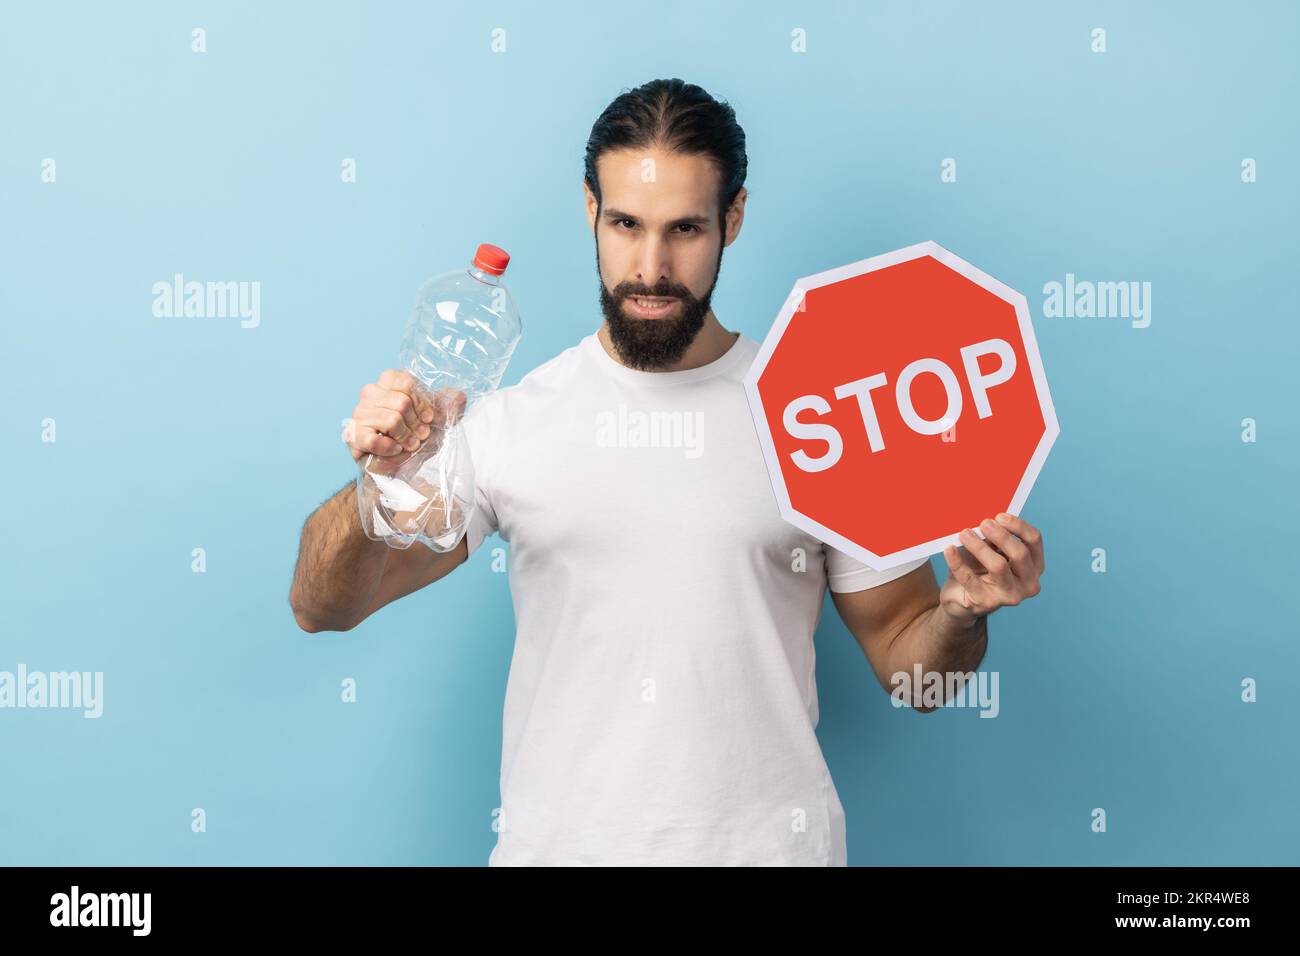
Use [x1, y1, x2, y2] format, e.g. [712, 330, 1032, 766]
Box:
[289, 480, 469, 633]
[290, 370, 473, 633]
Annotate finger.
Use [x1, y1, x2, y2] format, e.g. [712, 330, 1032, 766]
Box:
[948, 542, 989, 575]
[977, 517, 1034, 580]
[414, 388, 464, 430]
[365, 442, 415, 477]
[353, 407, 416, 447]
[379, 369, 437, 424]
[350, 423, 406, 458]
[450, 389, 468, 423]
[364, 384, 429, 439]
[994, 512, 1044, 575]
[959, 527, 1013, 589]
[943, 543, 991, 605]
[951, 546, 987, 582]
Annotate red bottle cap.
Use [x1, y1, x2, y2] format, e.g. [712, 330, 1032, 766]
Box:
[472, 243, 510, 275]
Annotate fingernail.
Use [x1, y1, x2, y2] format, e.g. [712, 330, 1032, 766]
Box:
[996, 513, 1011, 523]
[421, 409, 434, 423]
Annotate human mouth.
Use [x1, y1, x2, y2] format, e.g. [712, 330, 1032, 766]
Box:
[625, 296, 679, 318]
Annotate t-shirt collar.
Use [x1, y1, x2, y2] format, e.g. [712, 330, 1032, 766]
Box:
[582, 329, 750, 387]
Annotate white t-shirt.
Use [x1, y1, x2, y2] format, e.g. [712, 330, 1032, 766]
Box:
[459, 329, 928, 866]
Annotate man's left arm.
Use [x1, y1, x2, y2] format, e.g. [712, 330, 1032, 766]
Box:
[830, 513, 1045, 713]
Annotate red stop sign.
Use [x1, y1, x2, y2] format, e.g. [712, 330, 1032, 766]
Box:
[744, 241, 1059, 571]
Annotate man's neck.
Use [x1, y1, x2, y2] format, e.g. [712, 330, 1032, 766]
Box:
[596, 312, 740, 372]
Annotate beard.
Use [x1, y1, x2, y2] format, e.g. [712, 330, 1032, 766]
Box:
[596, 236, 724, 371]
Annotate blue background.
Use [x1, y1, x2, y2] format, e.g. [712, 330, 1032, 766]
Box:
[2, 0, 1295, 865]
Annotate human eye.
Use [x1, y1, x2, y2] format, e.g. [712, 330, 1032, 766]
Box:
[614, 218, 638, 230]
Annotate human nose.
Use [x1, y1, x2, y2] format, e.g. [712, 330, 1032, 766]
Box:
[635, 234, 673, 290]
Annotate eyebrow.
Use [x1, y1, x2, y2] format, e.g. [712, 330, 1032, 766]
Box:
[603, 208, 713, 227]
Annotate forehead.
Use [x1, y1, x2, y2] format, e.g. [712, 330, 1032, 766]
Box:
[594, 147, 719, 220]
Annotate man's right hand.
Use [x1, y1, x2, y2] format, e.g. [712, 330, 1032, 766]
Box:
[346, 370, 467, 474]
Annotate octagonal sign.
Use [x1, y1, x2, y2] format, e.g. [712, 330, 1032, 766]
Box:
[744, 240, 1059, 571]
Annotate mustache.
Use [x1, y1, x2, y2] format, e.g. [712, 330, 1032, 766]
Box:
[616, 286, 690, 300]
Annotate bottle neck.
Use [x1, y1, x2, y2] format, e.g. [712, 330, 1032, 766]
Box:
[468, 264, 502, 285]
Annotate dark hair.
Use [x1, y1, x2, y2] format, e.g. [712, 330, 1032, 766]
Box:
[583, 78, 748, 230]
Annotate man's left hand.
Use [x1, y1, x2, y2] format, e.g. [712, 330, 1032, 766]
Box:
[939, 513, 1044, 626]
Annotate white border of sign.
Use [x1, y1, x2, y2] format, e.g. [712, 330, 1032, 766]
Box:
[743, 240, 1061, 571]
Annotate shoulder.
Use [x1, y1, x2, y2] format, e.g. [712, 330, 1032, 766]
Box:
[731, 333, 761, 367]
[507, 337, 589, 396]
[715, 332, 761, 384]
[462, 337, 586, 429]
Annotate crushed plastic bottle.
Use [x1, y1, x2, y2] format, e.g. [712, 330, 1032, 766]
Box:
[357, 243, 523, 551]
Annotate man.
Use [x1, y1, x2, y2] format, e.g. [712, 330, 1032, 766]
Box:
[289, 78, 1045, 866]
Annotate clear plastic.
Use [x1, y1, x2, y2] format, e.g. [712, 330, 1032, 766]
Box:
[357, 247, 522, 552]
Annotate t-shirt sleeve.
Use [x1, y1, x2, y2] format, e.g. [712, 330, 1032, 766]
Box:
[458, 394, 501, 559]
[825, 544, 929, 593]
